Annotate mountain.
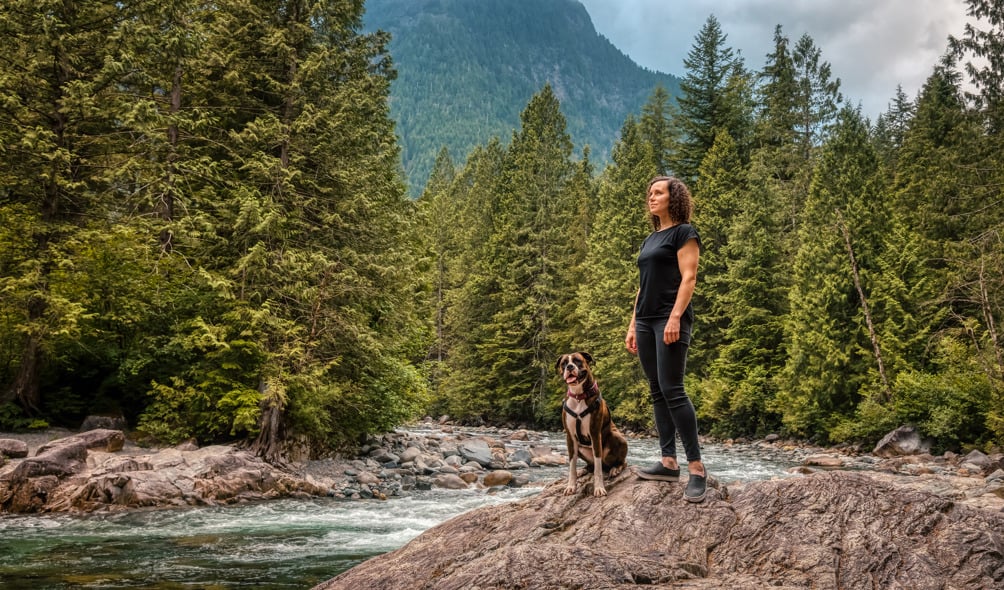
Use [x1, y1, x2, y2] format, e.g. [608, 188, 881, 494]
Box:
[362, 0, 682, 194]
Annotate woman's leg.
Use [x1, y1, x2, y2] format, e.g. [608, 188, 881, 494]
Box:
[635, 319, 678, 460]
[646, 318, 702, 464]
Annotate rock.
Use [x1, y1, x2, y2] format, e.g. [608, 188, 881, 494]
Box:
[964, 449, 992, 469]
[369, 448, 399, 464]
[0, 439, 28, 459]
[873, 425, 931, 457]
[36, 429, 125, 455]
[315, 470, 1004, 590]
[0, 432, 326, 513]
[355, 472, 381, 486]
[483, 470, 512, 487]
[433, 474, 468, 490]
[398, 447, 422, 464]
[804, 454, 844, 467]
[458, 439, 492, 467]
[79, 415, 128, 433]
[530, 453, 567, 467]
[507, 449, 532, 464]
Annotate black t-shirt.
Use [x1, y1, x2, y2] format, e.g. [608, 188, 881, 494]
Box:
[635, 224, 702, 321]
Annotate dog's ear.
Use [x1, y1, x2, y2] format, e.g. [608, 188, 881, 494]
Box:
[555, 355, 566, 372]
[580, 352, 594, 366]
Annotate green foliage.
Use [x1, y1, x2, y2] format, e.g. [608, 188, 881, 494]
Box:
[136, 314, 265, 444]
[831, 338, 996, 451]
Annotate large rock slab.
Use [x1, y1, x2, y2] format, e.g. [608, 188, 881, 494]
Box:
[315, 469, 1004, 589]
[0, 431, 327, 513]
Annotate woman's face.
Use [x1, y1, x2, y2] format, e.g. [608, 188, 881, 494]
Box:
[648, 180, 670, 218]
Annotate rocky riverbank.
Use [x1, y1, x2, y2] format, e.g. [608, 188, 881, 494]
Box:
[2, 420, 1003, 514]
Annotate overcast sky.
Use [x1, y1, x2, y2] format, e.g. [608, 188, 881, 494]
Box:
[577, 0, 973, 120]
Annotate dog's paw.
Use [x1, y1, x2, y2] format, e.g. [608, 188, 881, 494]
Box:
[592, 487, 608, 497]
[609, 465, 625, 478]
[563, 485, 577, 496]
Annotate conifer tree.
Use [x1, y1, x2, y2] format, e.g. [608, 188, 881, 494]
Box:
[439, 140, 508, 422]
[575, 117, 657, 425]
[792, 34, 843, 160]
[776, 107, 885, 440]
[671, 15, 752, 182]
[417, 147, 458, 397]
[639, 85, 678, 174]
[0, 0, 145, 415]
[691, 129, 745, 377]
[485, 84, 576, 424]
[124, 0, 426, 456]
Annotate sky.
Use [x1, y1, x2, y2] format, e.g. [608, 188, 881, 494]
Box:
[577, 0, 973, 120]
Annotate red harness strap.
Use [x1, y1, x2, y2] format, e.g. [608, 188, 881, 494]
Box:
[564, 382, 601, 446]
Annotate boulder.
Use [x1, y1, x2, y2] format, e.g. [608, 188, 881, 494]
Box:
[315, 469, 1004, 589]
[79, 415, 128, 433]
[433, 474, 468, 490]
[0, 439, 28, 459]
[873, 425, 931, 457]
[36, 429, 124, 455]
[458, 439, 492, 467]
[964, 449, 992, 469]
[482, 470, 512, 488]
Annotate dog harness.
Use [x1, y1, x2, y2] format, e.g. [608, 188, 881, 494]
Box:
[564, 382, 602, 446]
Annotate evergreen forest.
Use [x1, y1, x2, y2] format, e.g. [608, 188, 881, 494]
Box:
[2, 0, 1003, 460]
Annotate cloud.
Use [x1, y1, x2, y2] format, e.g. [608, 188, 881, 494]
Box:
[577, 0, 971, 119]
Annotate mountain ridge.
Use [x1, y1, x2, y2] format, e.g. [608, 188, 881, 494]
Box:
[362, 0, 682, 194]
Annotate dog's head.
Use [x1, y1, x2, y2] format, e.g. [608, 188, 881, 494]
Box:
[555, 352, 594, 387]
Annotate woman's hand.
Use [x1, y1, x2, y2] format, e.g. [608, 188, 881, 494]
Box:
[625, 328, 638, 355]
[663, 316, 681, 345]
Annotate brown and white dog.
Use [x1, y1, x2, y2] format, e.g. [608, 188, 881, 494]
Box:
[557, 352, 628, 496]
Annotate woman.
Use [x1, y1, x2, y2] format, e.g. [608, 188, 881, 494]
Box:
[625, 175, 707, 502]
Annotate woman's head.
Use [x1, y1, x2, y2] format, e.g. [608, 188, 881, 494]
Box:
[647, 176, 692, 230]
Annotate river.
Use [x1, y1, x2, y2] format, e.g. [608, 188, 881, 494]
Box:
[0, 431, 800, 589]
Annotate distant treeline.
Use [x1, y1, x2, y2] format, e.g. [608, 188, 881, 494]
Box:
[1, 1, 1001, 457]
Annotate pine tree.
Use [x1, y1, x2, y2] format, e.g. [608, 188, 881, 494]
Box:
[0, 0, 145, 415]
[671, 15, 752, 183]
[691, 129, 744, 377]
[486, 84, 577, 424]
[417, 147, 458, 397]
[575, 117, 657, 425]
[439, 139, 508, 422]
[123, 0, 426, 456]
[639, 85, 678, 175]
[792, 33, 843, 161]
[776, 107, 885, 440]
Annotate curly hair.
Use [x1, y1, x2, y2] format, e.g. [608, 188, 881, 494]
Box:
[648, 176, 693, 230]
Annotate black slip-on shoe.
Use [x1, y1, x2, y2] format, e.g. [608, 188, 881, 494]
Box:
[637, 462, 680, 482]
[684, 473, 707, 503]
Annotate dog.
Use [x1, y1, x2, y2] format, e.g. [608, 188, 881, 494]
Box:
[557, 352, 628, 496]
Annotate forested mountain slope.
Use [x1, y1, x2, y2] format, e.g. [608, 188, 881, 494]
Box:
[363, 0, 682, 193]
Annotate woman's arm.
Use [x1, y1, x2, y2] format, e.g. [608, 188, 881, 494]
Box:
[625, 289, 640, 355]
[663, 238, 699, 345]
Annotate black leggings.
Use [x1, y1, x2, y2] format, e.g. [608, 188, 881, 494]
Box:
[635, 317, 701, 462]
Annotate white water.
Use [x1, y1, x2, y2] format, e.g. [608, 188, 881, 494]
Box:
[0, 433, 798, 589]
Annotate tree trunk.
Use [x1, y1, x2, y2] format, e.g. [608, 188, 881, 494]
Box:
[250, 380, 287, 464]
[836, 210, 892, 400]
